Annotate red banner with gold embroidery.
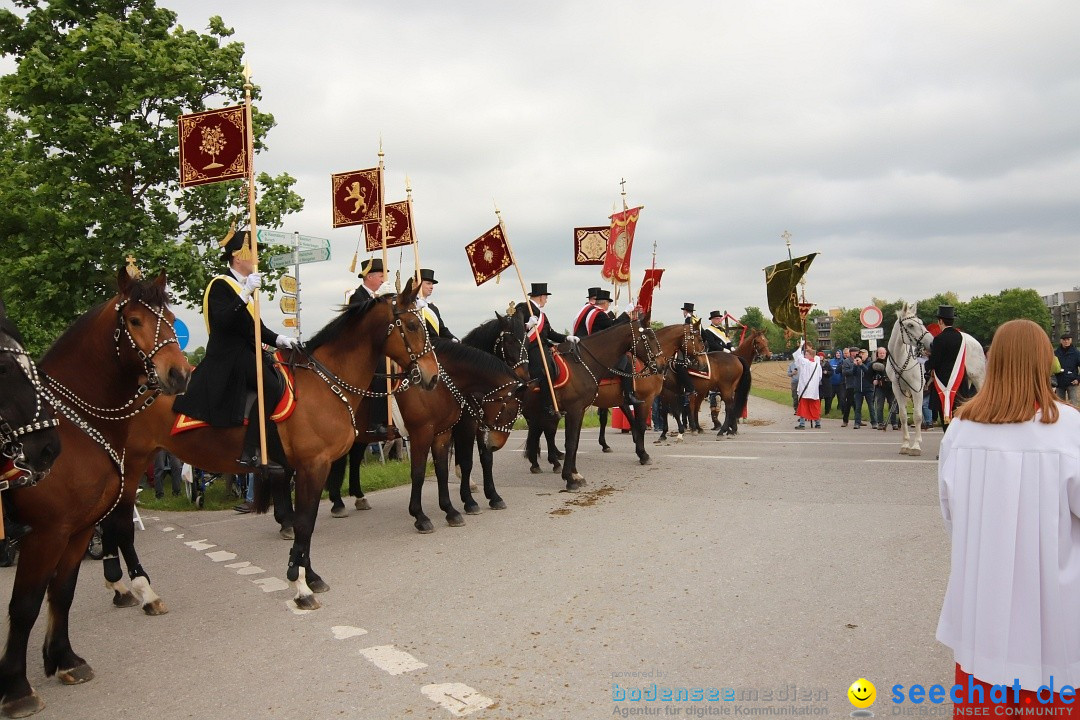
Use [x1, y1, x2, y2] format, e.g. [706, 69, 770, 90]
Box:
[331, 167, 382, 228]
[465, 225, 512, 286]
[178, 106, 249, 187]
[573, 226, 608, 265]
[364, 201, 413, 251]
[637, 268, 665, 315]
[601, 206, 641, 284]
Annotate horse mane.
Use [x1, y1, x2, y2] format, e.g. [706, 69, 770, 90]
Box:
[305, 297, 383, 352]
[461, 316, 503, 351]
[126, 277, 170, 308]
[433, 337, 513, 379]
[0, 313, 24, 346]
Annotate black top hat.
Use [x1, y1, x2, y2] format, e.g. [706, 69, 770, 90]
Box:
[681, 302, 695, 313]
[587, 286, 601, 299]
[936, 305, 955, 320]
[709, 310, 723, 320]
[528, 282, 551, 297]
[419, 268, 438, 284]
[359, 257, 385, 278]
[594, 289, 612, 303]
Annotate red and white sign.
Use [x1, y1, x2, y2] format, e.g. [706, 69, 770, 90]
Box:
[860, 305, 883, 329]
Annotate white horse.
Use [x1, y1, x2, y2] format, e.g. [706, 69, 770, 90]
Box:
[886, 303, 932, 456]
[886, 302, 987, 456]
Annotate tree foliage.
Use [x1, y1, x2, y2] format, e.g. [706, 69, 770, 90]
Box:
[0, 0, 303, 353]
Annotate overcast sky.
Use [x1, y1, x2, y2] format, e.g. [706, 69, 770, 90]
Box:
[81, 2, 1080, 346]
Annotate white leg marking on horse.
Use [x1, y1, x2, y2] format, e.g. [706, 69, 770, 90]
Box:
[224, 561, 250, 569]
[236, 566, 265, 576]
[251, 577, 289, 592]
[161, 526, 174, 532]
[331, 625, 368, 640]
[184, 539, 214, 551]
[420, 683, 495, 716]
[205, 550, 237, 562]
[130, 576, 160, 605]
[358, 645, 428, 675]
[286, 600, 314, 615]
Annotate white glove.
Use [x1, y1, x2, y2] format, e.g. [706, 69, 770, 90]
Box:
[567, 335, 580, 344]
[611, 304, 620, 315]
[526, 316, 540, 330]
[276, 335, 298, 350]
[375, 281, 395, 298]
[240, 272, 262, 301]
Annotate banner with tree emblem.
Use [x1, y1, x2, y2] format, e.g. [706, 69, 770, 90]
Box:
[364, 200, 413, 251]
[764, 253, 818, 332]
[637, 268, 665, 315]
[574, 226, 608, 265]
[602, 206, 641, 284]
[331, 168, 381, 228]
[465, 224, 512, 286]
[178, 106, 249, 187]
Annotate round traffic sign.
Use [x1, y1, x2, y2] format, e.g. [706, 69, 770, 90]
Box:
[860, 306, 883, 329]
[173, 317, 190, 351]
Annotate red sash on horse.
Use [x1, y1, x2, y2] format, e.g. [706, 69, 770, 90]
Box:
[932, 342, 967, 423]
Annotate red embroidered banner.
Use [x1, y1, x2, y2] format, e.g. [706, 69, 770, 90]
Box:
[331, 167, 381, 228]
[178, 105, 249, 187]
[465, 225, 512, 286]
[573, 226, 608, 265]
[602, 206, 642, 284]
[364, 201, 413, 251]
[637, 268, 665, 315]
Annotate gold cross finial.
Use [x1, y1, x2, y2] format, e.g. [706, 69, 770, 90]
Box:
[781, 230, 792, 246]
[124, 254, 142, 279]
[242, 61, 252, 88]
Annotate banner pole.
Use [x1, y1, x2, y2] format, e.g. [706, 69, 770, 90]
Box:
[378, 141, 394, 431]
[242, 63, 269, 466]
[497, 204, 560, 414]
[406, 175, 421, 287]
[619, 178, 639, 396]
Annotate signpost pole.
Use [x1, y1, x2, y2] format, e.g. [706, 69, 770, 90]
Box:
[293, 231, 302, 341]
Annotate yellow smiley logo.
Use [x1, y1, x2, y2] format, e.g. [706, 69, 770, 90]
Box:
[848, 678, 876, 709]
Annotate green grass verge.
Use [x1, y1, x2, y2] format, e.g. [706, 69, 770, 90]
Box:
[511, 407, 616, 430]
[137, 456, 426, 512]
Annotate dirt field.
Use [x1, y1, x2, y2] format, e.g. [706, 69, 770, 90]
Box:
[751, 358, 792, 393]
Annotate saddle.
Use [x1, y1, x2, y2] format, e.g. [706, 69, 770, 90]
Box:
[688, 354, 712, 379]
[172, 351, 297, 435]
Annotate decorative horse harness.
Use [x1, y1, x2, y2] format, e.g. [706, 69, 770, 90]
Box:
[0, 335, 60, 489]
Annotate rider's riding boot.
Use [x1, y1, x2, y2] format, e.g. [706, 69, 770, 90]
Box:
[620, 375, 642, 405]
[710, 407, 721, 430]
[1, 495, 30, 540]
[238, 406, 289, 482]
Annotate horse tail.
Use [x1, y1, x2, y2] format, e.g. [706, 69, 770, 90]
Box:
[731, 356, 752, 420]
[252, 471, 274, 514]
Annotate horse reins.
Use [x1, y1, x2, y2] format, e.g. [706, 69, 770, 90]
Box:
[888, 318, 931, 398]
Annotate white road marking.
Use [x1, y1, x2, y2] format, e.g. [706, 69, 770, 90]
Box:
[161, 526, 174, 532]
[184, 539, 215, 551]
[175, 534, 184, 539]
[251, 577, 289, 593]
[421, 683, 494, 717]
[236, 566, 264, 576]
[224, 561, 250, 569]
[331, 625, 368, 640]
[358, 645, 428, 675]
[667, 454, 760, 460]
[866, 459, 936, 464]
[206, 550, 237, 562]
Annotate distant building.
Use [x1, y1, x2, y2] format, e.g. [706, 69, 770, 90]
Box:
[1043, 291, 1080, 339]
[813, 314, 834, 351]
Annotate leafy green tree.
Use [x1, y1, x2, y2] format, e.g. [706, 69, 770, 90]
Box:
[829, 308, 864, 351]
[961, 289, 1051, 344]
[185, 345, 205, 366]
[739, 306, 768, 330]
[0, 1, 303, 353]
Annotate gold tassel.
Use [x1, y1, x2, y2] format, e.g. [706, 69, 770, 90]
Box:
[348, 251, 357, 274]
[233, 232, 253, 263]
[218, 220, 237, 248]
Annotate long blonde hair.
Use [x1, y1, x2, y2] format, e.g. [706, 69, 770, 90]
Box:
[956, 319, 1061, 424]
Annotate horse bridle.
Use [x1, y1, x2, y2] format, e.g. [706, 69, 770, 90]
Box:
[631, 326, 664, 376]
[0, 339, 60, 484]
[677, 323, 707, 368]
[494, 324, 529, 374]
[888, 317, 932, 397]
[114, 298, 180, 390]
[438, 370, 521, 435]
[388, 297, 437, 387]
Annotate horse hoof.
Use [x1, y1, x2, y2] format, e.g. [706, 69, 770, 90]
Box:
[909, 448, 922, 457]
[2, 691, 45, 718]
[112, 591, 139, 609]
[673, 435, 684, 444]
[415, 520, 435, 534]
[309, 578, 331, 594]
[279, 526, 295, 540]
[530, 466, 543, 475]
[57, 663, 94, 685]
[464, 504, 481, 515]
[565, 480, 584, 492]
[601, 446, 613, 453]
[571, 473, 585, 483]
[447, 514, 466, 528]
[293, 594, 321, 611]
[142, 599, 168, 616]
[354, 497, 371, 511]
[490, 499, 507, 510]
[551, 462, 562, 473]
[640, 455, 651, 466]
[898, 447, 910, 455]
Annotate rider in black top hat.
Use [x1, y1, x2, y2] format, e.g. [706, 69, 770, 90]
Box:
[416, 268, 455, 340]
[515, 282, 576, 416]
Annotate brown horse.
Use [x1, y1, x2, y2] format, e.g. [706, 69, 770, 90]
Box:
[594, 323, 705, 454]
[660, 328, 769, 438]
[0, 298, 61, 484]
[0, 269, 191, 719]
[98, 285, 438, 618]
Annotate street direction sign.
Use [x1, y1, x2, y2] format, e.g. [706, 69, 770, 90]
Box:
[268, 246, 331, 269]
[258, 229, 330, 251]
[282, 317, 299, 328]
[860, 327, 885, 340]
[279, 297, 298, 314]
[279, 275, 298, 295]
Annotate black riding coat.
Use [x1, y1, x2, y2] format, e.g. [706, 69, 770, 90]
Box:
[927, 326, 964, 384]
[173, 274, 282, 426]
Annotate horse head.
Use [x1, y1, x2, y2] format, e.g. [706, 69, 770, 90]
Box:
[387, 278, 440, 390]
[0, 299, 61, 481]
[684, 320, 708, 371]
[631, 324, 666, 373]
[115, 267, 191, 395]
[496, 311, 530, 382]
[894, 302, 932, 353]
[751, 329, 771, 360]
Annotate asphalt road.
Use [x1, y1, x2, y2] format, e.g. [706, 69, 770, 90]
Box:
[0, 395, 952, 720]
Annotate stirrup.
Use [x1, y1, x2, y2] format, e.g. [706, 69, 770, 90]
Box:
[237, 454, 288, 482]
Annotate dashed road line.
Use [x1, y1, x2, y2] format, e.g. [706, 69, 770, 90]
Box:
[358, 644, 428, 675]
[421, 683, 495, 717]
[667, 454, 760, 460]
[331, 625, 368, 640]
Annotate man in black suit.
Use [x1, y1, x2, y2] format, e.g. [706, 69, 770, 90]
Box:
[515, 282, 577, 416]
[173, 228, 298, 478]
[416, 268, 455, 340]
[926, 304, 973, 426]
